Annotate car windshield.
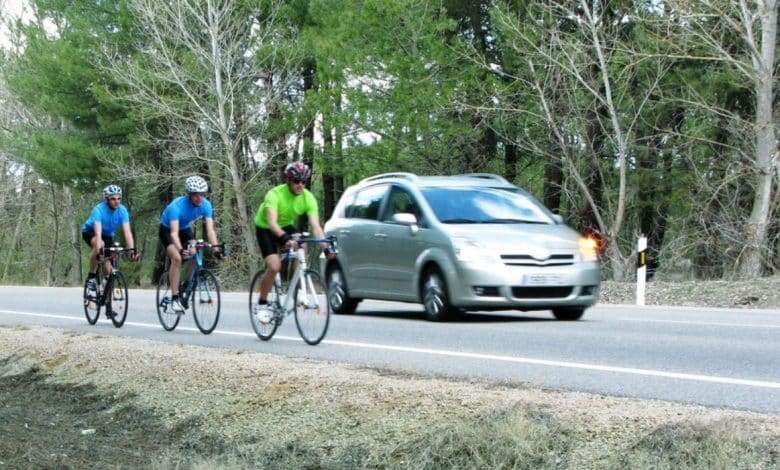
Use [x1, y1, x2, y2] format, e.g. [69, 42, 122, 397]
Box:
[421, 187, 554, 225]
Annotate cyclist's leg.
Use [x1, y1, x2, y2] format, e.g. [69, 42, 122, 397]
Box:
[178, 228, 197, 292]
[100, 235, 114, 278]
[256, 226, 289, 301]
[82, 230, 102, 277]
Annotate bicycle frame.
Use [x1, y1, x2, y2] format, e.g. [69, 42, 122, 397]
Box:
[275, 246, 314, 315]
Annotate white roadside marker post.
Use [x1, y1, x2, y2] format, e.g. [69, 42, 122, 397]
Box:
[637, 235, 647, 306]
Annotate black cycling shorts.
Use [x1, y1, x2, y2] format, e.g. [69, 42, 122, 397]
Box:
[256, 225, 298, 258]
[158, 225, 195, 248]
[82, 229, 113, 248]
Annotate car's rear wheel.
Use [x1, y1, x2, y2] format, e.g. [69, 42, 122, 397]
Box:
[421, 268, 458, 321]
[552, 307, 585, 321]
[327, 266, 359, 315]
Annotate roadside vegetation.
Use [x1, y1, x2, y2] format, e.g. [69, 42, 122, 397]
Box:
[0, 0, 777, 287]
[1, 325, 778, 469]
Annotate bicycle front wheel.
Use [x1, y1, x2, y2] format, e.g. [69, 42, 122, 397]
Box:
[192, 270, 220, 335]
[294, 269, 330, 345]
[249, 268, 281, 341]
[83, 276, 101, 325]
[108, 271, 129, 328]
[156, 270, 180, 331]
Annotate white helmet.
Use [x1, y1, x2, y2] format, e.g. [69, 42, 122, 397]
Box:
[184, 176, 208, 194]
[103, 184, 122, 199]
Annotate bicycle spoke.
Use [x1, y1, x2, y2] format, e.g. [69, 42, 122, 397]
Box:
[83, 275, 100, 325]
[109, 271, 129, 328]
[156, 271, 180, 331]
[192, 270, 220, 334]
[294, 270, 329, 345]
[249, 268, 280, 341]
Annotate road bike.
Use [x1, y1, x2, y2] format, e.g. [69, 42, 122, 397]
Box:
[249, 236, 337, 345]
[156, 240, 225, 334]
[83, 243, 136, 328]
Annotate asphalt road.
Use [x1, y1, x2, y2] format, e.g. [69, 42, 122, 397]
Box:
[1, 285, 778, 414]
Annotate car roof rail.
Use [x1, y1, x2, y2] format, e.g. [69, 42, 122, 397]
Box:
[360, 172, 418, 184]
[459, 173, 510, 184]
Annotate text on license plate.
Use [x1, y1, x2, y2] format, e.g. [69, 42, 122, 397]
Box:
[522, 274, 565, 286]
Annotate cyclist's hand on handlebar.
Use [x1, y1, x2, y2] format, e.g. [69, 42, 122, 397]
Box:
[322, 243, 336, 259]
[129, 250, 140, 262]
[212, 247, 225, 260]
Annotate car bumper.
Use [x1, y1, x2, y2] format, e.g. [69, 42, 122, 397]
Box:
[447, 262, 600, 311]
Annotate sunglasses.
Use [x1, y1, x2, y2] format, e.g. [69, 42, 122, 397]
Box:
[190, 192, 207, 197]
[292, 179, 307, 185]
[108, 197, 122, 202]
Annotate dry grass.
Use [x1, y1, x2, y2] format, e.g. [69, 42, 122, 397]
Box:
[1, 325, 778, 469]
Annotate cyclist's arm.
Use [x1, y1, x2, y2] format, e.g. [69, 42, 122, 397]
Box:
[168, 220, 184, 252]
[121, 223, 135, 250]
[308, 214, 333, 255]
[204, 218, 219, 247]
[265, 206, 287, 239]
[93, 222, 104, 249]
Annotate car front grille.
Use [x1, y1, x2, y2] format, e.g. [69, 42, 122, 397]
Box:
[501, 254, 575, 267]
[511, 286, 574, 299]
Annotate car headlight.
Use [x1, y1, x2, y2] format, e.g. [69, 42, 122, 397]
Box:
[452, 237, 500, 265]
[578, 236, 599, 263]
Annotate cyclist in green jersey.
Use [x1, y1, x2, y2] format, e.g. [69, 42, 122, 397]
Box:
[254, 162, 332, 307]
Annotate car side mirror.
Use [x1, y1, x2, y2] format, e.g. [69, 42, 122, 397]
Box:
[392, 212, 417, 225]
[551, 214, 563, 224]
[392, 212, 419, 235]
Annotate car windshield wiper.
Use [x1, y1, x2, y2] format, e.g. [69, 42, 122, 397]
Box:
[483, 218, 546, 224]
[439, 218, 480, 224]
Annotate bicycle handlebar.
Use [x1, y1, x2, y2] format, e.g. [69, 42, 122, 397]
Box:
[98, 245, 137, 261]
[281, 236, 338, 257]
[181, 240, 227, 259]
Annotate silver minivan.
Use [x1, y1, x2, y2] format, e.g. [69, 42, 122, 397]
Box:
[322, 173, 600, 321]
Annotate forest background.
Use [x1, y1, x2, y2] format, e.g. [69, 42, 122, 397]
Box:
[0, 0, 777, 289]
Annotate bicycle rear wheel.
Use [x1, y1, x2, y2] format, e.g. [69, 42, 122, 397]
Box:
[249, 268, 281, 341]
[83, 275, 101, 325]
[107, 271, 129, 328]
[192, 270, 220, 334]
[156, 270, 180, 331]
[294, 269, 329, 345]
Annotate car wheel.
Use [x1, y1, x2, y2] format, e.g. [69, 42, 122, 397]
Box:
[421, 268, 458, 321]
[552, 307, 585, 321]
[327, 266, 359, 315]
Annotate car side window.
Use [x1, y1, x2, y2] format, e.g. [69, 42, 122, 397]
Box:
[347, 184, 388, 220]
[382, 186, 420, 222]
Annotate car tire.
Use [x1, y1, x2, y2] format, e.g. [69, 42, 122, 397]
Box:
[327, 266, 359, 315]
[421, 268, 458, 322]
[552, 307, 585, 321]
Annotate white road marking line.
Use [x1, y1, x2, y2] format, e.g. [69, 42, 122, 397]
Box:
[620, 318, 780, 329]
[2, 309, 779, 389]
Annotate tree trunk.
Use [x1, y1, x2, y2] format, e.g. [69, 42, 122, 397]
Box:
[737, 0, 777, 278]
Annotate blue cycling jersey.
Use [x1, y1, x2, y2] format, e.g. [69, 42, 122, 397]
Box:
[81, 202, 130, 236]
[160, 195, 214, 229]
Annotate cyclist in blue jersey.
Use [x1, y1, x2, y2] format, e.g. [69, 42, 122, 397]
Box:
[159, 176, 224, 313]
[82, 185, 139, 292]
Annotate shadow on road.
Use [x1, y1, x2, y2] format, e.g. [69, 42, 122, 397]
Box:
[351, 309, 561, 324]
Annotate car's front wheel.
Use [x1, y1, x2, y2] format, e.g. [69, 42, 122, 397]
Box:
[327, 266, 359, 315]
[421, 268, 458, 321]
[552, 307, 585, 321]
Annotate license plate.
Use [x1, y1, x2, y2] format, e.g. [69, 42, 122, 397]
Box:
[523, 274, 564, 286]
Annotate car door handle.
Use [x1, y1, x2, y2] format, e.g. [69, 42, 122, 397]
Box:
[338, 230, 351, 236]
[373, 233, 387, 239]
